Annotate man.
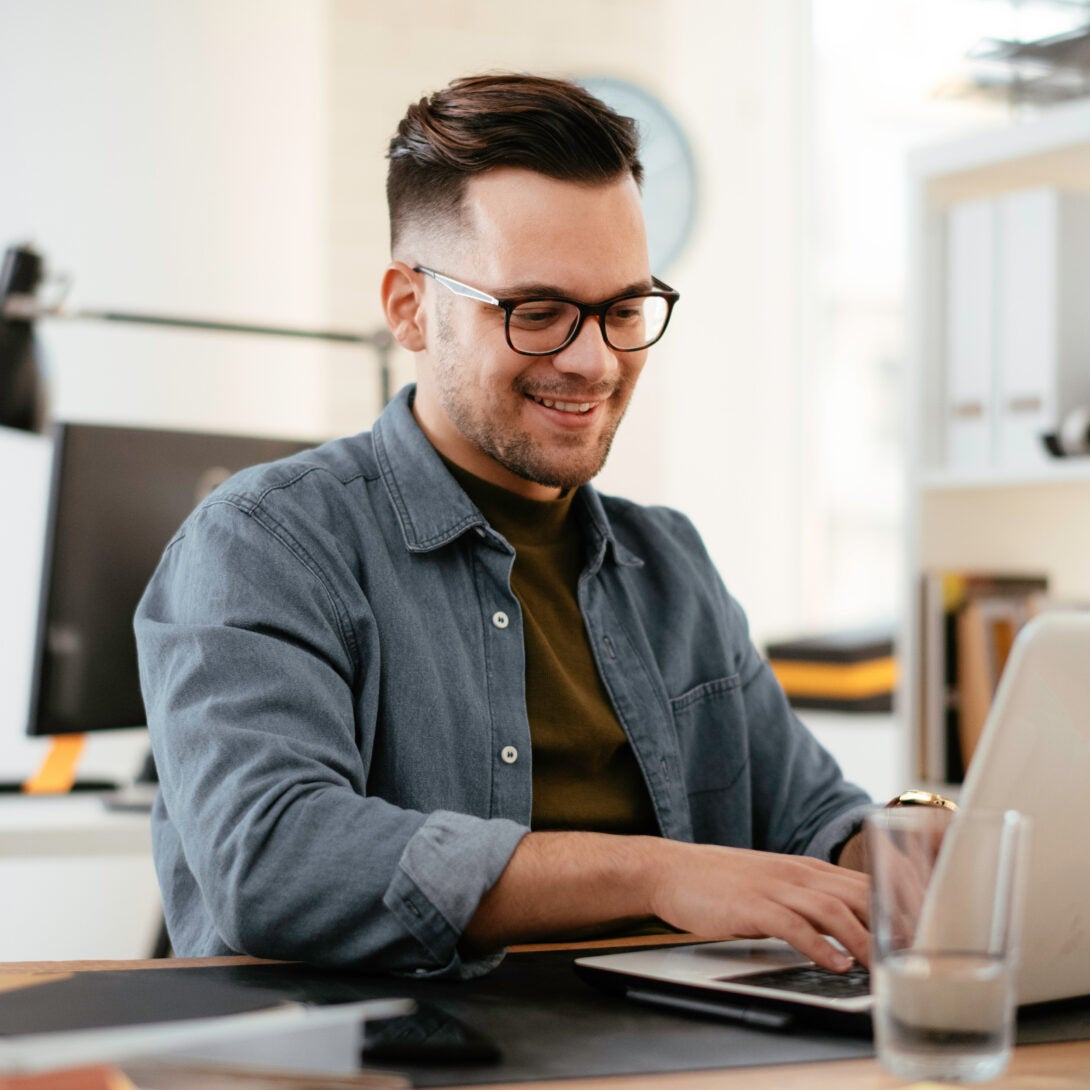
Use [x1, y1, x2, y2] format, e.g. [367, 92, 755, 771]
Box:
[136, 74, 872, 979]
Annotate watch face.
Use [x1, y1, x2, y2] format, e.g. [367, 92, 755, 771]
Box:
[578, 77, 698, 275]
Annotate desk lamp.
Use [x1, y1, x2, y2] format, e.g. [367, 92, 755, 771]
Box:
[0, 242, 396, 433]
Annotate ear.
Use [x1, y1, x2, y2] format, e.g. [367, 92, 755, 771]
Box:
[381, 261, 427, 352]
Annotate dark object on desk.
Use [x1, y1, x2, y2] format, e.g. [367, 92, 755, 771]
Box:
[764, 624, 896, 712]
[618, 981, 796, 1030]
[362, 1002, 501, 1065]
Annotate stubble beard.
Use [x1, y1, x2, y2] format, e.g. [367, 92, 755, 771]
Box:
[431, 312, 632, 491]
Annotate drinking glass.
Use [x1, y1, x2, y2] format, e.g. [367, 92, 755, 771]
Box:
[865, 806, 1030, 1083]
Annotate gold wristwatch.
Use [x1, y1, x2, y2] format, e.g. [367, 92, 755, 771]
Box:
[885, 788, 958, 811]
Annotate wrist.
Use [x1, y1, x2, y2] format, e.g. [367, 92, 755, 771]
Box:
[634, 835, 687, 921]
[834, 829, 868, 871]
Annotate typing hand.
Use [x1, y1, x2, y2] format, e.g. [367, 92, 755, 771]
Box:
[647, 841, 871, 972]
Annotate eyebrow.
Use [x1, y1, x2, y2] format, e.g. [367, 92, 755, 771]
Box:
[492, 278, 656, 301]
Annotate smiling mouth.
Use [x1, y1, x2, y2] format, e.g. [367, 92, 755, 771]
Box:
[528, 394, 597, 415]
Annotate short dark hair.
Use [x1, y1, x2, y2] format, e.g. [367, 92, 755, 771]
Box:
[386, 73, 643, 251]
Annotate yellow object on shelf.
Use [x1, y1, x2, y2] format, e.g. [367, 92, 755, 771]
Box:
[768, 656, 897, 700]
[764, 625, 896, 712]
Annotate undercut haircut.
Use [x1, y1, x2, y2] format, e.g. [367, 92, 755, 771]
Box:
[386, 73, 644, 252]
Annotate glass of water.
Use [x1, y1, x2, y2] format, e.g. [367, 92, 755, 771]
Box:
[865, 806, 1031, 1083]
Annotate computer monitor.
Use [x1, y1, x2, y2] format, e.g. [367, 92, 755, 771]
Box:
[27, 422, 315, 737]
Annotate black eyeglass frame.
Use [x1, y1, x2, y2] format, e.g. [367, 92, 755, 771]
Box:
[413, 265, 680, 356]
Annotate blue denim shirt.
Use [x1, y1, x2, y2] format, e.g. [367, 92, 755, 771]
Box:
[135, 384, 870, 976]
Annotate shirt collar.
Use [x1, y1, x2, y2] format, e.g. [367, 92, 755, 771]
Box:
[372, 385, 485, 553]
[372, 383, 643, 569]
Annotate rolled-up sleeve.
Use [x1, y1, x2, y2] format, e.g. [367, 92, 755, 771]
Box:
[136, 497, 528, 975]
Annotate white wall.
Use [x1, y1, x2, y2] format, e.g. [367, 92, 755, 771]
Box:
[1, 0, 337, 439]
[655, 0, 809, 640]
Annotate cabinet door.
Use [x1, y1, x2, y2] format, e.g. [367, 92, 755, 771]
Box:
[945, 199, 995, 470]
[995, 188, 1056, 469]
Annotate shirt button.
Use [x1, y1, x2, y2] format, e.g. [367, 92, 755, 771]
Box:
[500, 745, 518, 764]
[492, 611, 510, 629]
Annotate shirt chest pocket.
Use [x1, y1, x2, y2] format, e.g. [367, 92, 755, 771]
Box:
[668, 674, 749, 794]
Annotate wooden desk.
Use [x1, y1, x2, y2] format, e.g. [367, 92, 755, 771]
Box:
[3, 943, 1089, 1090]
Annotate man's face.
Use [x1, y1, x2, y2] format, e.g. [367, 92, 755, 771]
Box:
[411, 168, 652, 500]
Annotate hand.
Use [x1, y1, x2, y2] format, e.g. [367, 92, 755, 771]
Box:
[646, 841, 871, 971]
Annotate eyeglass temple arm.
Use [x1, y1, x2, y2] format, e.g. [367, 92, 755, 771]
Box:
[414, 267, 500, 306]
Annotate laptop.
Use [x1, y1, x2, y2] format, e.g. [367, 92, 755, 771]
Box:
[576, 611, 1090, 1028]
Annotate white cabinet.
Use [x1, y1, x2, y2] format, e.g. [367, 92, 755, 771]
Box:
[945, 198, 995, 470]
[906, 101, 1090, 787]
[944, 187, 1090, 475]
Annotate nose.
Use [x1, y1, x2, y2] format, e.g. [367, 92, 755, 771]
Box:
[551, 316, 618, 384]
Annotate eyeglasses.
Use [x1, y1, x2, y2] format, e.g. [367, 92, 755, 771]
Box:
[413, 266, 679, 356]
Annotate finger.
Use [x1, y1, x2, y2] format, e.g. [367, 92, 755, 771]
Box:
[758, 901, 856, 973]
[777, 886, 872, 968]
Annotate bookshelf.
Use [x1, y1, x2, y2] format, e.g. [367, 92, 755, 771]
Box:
[904, 99, 1090, 788]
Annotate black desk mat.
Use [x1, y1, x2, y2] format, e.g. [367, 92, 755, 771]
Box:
[187, 951, 878, 1086]
[5, 947, 1090, 1086]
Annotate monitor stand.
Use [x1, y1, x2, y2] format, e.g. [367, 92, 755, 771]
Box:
[0, 734, 119, 795]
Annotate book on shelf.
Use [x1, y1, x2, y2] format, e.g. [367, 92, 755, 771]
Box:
[919, 570, 1049, 783]
[764, 624, 896, 713]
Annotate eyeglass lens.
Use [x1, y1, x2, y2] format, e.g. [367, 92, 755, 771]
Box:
[507, 295, 670, 354]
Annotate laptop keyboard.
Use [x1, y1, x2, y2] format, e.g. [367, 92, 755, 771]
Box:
[721, 962, 872, 999]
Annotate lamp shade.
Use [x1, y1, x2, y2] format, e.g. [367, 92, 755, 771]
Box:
[0, 244, 46, 432]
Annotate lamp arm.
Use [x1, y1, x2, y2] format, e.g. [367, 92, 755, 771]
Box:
[1, 298, 396, 410]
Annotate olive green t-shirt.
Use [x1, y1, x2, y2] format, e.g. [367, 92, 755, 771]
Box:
[444, 459, 658, 835]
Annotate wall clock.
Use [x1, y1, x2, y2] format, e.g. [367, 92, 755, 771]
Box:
[579, 77, 698, 275]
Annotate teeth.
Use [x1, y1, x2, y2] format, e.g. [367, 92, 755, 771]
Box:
[533, 396, 594, 414]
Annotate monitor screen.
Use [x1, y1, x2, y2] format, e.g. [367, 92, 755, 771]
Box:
[27, 422, 315, 736]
